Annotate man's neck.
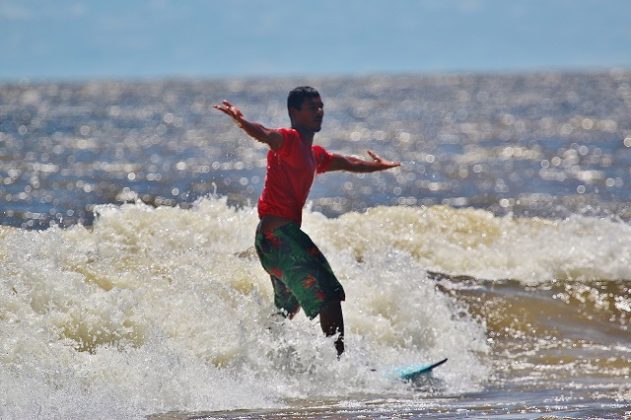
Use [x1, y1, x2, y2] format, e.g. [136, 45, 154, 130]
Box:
[294, 126, 315, 145]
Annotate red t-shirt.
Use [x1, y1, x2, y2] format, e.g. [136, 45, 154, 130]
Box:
[258, 128, 333, 225]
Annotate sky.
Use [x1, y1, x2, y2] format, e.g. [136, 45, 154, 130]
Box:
[1, 0, 631, 82]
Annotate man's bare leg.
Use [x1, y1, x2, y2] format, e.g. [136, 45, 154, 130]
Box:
[319, 300, 344, 356]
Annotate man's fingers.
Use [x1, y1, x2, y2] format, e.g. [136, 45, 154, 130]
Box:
[367, 150, 401, 168]
[213, 101, 238, 117]
[214, 105, 231, 115]
[213, 100, 244, 127]
[213, 100, 234, 112]
[367, 150, 388, 163]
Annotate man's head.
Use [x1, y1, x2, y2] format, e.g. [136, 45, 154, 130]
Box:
[287, 86, 323, 133]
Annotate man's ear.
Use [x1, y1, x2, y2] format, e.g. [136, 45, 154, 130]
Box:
[288, 106, 298, 122]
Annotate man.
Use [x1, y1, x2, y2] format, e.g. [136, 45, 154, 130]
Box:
[214, 86, 399, 356]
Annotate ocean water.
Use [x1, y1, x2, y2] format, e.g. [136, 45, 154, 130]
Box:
[1, 72, 630, 419]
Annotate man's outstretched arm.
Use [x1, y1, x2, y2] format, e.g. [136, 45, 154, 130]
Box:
[328, 150, 400, 173]
[213, 100, 283, 150]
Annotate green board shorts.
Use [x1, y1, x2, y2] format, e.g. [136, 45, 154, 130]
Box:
[255, 222, 345, 319]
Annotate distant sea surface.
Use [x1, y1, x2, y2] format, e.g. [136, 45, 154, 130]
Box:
[1, 72, 630, 418]
[2, 71, 631, 228]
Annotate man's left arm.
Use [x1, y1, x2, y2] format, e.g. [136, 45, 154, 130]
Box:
[327, 150, 400, 173]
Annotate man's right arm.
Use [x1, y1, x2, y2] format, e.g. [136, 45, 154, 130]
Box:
[213, 100, 283, 150]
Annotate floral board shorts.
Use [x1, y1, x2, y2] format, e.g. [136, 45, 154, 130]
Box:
[255, 222, 345, 319]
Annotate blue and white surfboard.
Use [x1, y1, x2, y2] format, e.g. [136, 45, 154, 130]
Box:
[394, 358, 448, 381]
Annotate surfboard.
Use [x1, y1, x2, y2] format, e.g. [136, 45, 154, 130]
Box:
[394, 357, 448, 381]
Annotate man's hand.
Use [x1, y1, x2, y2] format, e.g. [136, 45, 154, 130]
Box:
[366, 150, 401, 170]
[328, 150, 400, 173]
[213, 100, 244, 126]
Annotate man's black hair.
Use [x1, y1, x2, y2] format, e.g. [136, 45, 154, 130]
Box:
[287, 86, 320, 111]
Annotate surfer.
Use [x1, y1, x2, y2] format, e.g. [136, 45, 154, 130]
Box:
[214, 87, 400, 356]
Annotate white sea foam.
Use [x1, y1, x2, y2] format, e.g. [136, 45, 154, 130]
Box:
[321, 204, 631, 284]
[2, 197, 630, 417]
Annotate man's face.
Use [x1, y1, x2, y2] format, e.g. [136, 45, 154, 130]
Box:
[292, 96, 324, 132]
